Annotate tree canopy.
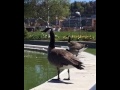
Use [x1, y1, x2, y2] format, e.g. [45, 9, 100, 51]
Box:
[24, 0, 70, 22]
[24, 0, 96, 21]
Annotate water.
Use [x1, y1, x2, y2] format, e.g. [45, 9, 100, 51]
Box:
[24, 50, 57, 90]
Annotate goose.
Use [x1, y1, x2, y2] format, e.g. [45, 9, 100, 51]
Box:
[66, 35, 88, 56]
[41, 27, 84, 80]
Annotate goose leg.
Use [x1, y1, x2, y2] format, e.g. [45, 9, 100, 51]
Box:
[57, 67, 60, 80]
[64, 69, 70, 80]
[68, 69, 70, 80]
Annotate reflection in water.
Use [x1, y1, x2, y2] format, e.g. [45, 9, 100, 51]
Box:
[24, 50, 57, 90]
[35, 65, 41, 74]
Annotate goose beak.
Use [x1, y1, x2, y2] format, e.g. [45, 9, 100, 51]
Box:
[41, 28, 52, 33]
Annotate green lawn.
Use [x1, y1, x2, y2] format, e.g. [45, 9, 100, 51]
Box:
[85, 48, 96, 55]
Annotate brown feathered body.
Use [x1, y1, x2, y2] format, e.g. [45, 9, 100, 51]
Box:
[48, 47, 83, 69]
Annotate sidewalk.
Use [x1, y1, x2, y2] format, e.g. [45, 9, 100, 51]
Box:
[30, 51, 96, 90]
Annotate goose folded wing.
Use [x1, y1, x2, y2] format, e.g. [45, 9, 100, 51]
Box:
[51, 49, 80, 65]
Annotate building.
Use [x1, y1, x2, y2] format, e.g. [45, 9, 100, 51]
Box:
[61, 15, 96, 31]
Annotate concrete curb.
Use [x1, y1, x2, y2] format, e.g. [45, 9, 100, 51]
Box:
[24, 40, 96, 48]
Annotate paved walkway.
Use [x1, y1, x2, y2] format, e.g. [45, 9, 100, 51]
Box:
[29, 50, 96, 90]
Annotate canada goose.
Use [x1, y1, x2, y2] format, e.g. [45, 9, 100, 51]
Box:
[41, 28, 84, 80]
[66, 35, 88, 56]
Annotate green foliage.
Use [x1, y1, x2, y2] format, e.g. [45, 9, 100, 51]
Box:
[70, 1, 96, 16]
[61, 35, 95, 41]
[24, 30, 96, 42]
[24, 0, 96, 19]
[54, 30, 96, 41]
[24, 29, 28, 38]
[24, 0, 70, 20]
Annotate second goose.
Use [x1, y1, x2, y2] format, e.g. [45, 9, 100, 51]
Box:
[66, 35, 88, 56]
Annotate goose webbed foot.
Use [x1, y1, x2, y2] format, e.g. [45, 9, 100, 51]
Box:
[57, 77, 60, 80]
[51, 78, 60, 81]
[63, 78, 70, 80]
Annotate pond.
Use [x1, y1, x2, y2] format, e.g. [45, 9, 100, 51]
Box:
[24, 50, 57, 90]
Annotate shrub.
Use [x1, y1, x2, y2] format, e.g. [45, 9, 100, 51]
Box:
[24, 29, 28, 38]
[24, 30, 96, 42]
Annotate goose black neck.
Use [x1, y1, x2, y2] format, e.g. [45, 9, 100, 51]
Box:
[68, 36, 71, 42]
[49, 29, 55, 48]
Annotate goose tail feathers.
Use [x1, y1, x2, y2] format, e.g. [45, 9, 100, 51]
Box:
[73, 61, 85, 70]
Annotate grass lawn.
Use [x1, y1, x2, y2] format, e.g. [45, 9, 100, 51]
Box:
[85, 48, 96, 55]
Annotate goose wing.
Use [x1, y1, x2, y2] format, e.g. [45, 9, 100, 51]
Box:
[50, 49, 81, 66]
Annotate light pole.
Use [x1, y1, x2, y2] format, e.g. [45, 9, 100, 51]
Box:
[27, 18, 30, 26]
[47, 7, 49, 27]
[69, 16, 70, 28]
[75, 11, 81, 36]
[39, 7, 50, 27]
[39, 17, 55, 28]
[56, 15, 58, 26]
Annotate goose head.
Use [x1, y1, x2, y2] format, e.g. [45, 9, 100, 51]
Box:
[41, 27, 52, 34]
[66, 35, 71, 43]
[86, 44, 89, 47]
[66, 35, 69, 37]
[84, 44, 88, 48]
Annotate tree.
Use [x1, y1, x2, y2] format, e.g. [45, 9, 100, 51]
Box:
[24, 0, 37, 18]
[70, 1, 96, 16]
[24, 0, 70, 22]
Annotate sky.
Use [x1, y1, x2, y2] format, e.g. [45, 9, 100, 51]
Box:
[70, 0, 95, 3]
